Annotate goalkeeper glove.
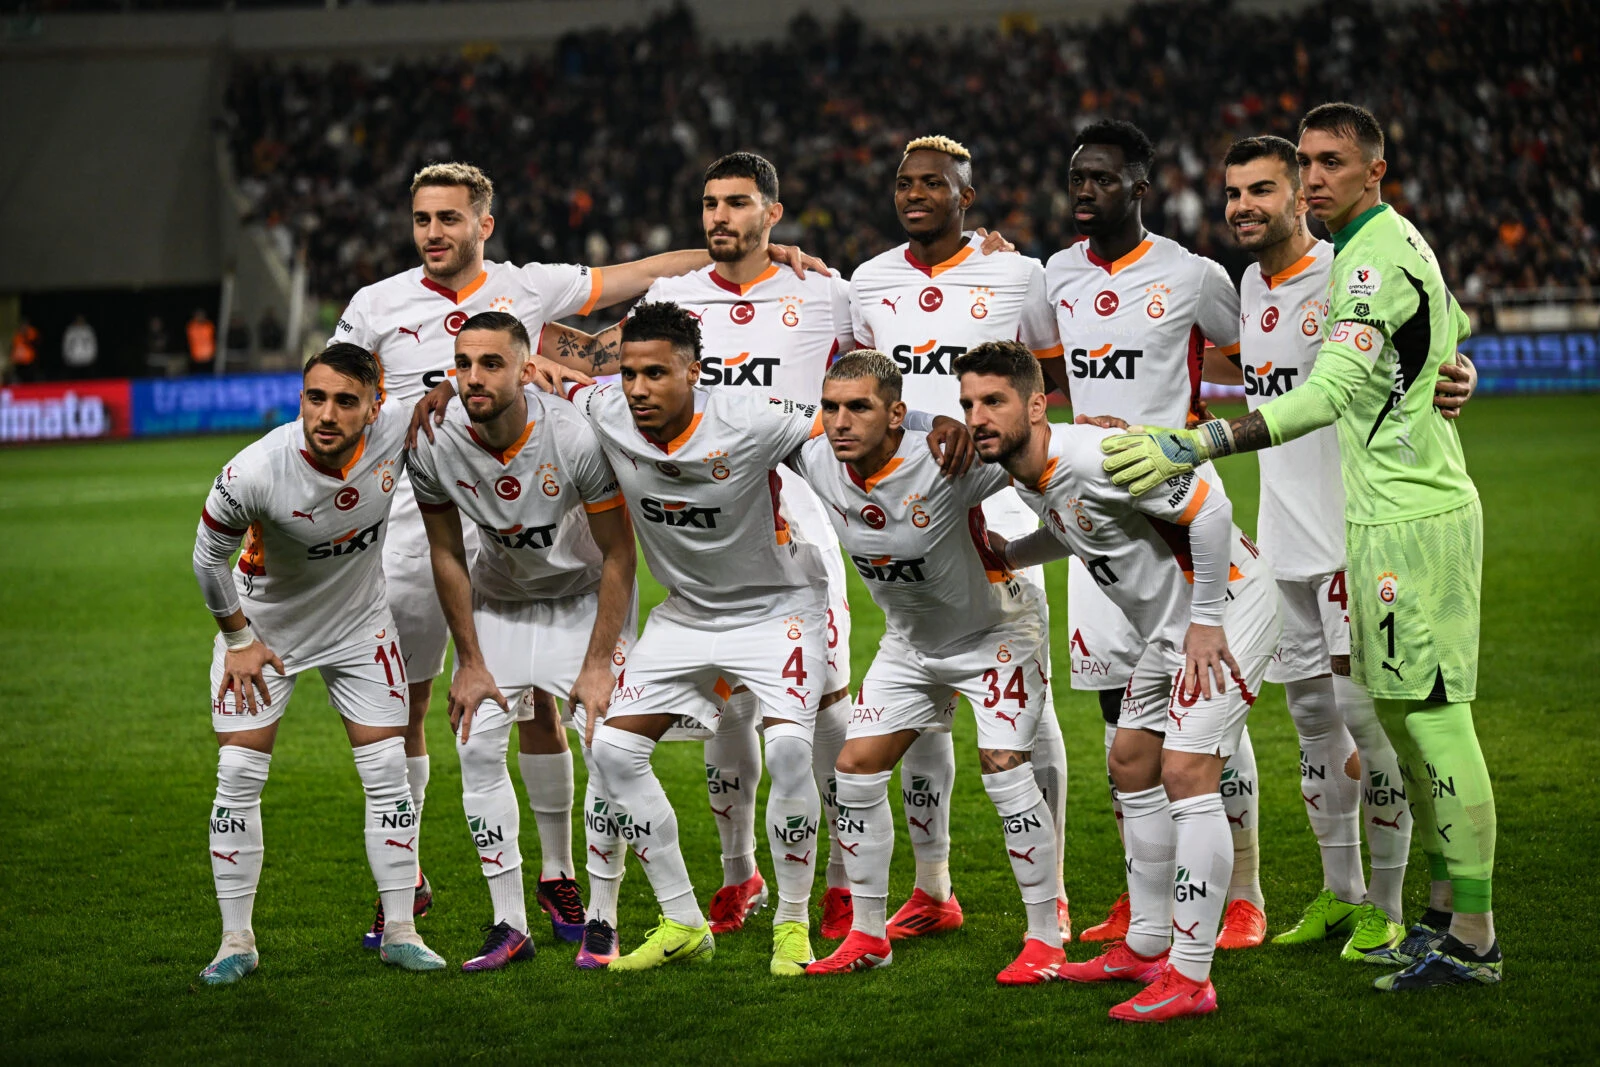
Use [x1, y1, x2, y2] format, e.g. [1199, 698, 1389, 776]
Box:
[1100, 420, 1235, 496]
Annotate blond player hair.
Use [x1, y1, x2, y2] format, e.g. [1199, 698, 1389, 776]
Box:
[902, 134, 973, 190]
[410, 162, 495, 216]
[826, 349, 903, 403]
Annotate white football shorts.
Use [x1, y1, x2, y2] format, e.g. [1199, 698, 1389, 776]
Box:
[209, 619, 409, 732]
[1266, 572, 1352, 684]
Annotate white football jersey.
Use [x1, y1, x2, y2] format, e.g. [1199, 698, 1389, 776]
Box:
[405, 387, 623, 602]
[331, 260, 605, 406]
[200, 407, 408, 665]
[1012, 423, 1269, 652]
[1046, 233, 1240, 426]
[644, 263, 855, 404]
[1239, 240, 1346, 580]
[850, 233, 1062, 417]
[567, 384, 828, 629]
[789, 431, 1043, 655]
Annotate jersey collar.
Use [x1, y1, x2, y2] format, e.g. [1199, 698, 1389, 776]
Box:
[299, 433, 367, 480]
[420, 270, 489, 304]
[845, 451, 905, 494]
[468, 421, 537, 465]
[1262, 251, 1318, 290]
[1331, 203, 1388, 255]
[904, 240, 976, 278]
[1084, 238, 1153, 275]
[707, 263, 780, 296]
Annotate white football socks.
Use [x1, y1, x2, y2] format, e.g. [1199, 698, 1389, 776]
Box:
[1334, 672, 1411, 921]
[1222, 728, 1264, 909]
[405, 754, 429, 869]
[1031, 697, 1069, 900]
[764, 724, 819, 925]
[1119, 783, 1176, 959]
[518, 749, 575, 880]
[705, 690, 761, 887]
[578, 744, 624, 925]
[1286, 676, 1365, 902]
[834, 769, 894, 938]
[813, 694, 852, 890]
[1105, 722, 1126, 846]
[353, 736, 419, 921]
[210, 745, 271, 934]
[1168, 792, 1234, 983]
[459, 719, 525, 929]
[901, 729, 954, 901]
[983, 765, 1061, 947]
[590, 725, 701, 928]
[486, 869, 529, 934]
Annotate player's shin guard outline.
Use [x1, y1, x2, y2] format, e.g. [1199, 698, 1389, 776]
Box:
[590, 725, 694, 905]
[1168, 792, 1233, 983]
[984, 765, 1060, 945]
[1119, 784, 1176, 959]
[764, 723, 820, 921]
[1286, 676, 1364, 901]
[705, 690, 761, 884]
[211, 746, 271, 930]
[901, 728, 954, 898]
[353, 736, 420, 897]
[459, 718, 524, 882]
[579, 744, 625, 923]
[1031, 697, 1069, 899]
[833, 769, 894, 935]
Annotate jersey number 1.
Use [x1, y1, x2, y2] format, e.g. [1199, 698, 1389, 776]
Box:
[375, 640, 407, 686]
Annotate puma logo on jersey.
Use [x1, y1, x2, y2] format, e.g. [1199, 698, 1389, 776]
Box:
[851, 554, 928, 583]
[306, 521, 382, 560]
[994, 709, 1020, 730]
[456, 479, 481, 498]
[397, 325, 422, 343]
[639, 498, 722, 528]
[881, 297, 901, 313]
[1245, 361, 1299, 397]
[1069, 344, 1143, 379]
[1058, 298, 1077, 316]
[291, 508, 316, 523]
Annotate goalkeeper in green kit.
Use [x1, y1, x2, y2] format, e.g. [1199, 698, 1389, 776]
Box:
[1101, 102, 1500, 993]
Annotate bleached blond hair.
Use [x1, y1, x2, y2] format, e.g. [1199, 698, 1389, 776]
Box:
[826, 349, 902, 403]
[410, 162, 494, 216]
[902, 135, 973, 190]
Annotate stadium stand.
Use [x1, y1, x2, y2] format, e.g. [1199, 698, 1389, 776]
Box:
[220, 1, 1598, 320]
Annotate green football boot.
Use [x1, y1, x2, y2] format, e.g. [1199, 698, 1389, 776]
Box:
[609, 916, 715, 972]
[1340, 902, 1406, 962]
[770, 921, 815, 977]
[1271, 888, 1360, 945]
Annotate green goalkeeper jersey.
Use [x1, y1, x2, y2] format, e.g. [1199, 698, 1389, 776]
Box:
[1260, 203, 1477, 525]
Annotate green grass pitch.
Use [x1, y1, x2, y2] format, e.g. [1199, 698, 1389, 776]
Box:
[1, 397, 1596, 1063]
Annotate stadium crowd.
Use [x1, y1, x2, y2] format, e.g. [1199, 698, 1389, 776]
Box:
[223, 0, 1598, 313]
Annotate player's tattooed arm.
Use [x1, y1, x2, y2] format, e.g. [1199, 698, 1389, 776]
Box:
[1225, 409, 1273, 453]
[979, 748, 1032, 774]
[541, 321, 622, 376]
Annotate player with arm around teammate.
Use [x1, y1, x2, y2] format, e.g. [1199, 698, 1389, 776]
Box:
[406, 312, 639, 971]
[193, 344, 447, 983]
[959, 340, 1280, 1022]
[1103, 103, 1501, 993]
[788, 351, 1064, 985]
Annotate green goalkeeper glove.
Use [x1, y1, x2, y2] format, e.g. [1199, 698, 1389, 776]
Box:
[1100, 421, 1235, 496]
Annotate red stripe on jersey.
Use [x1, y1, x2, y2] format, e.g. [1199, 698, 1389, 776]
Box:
[1148, 516, 1194, 578]
[826, 337, 841, 367]
[1186, 324, 1205, 425]
[967, 505, 1013, 585]
[769, 470, 790, 545]
[201, 509, 246, 537]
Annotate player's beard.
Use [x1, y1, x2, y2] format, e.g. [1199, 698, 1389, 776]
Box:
[1232, 209, 1297, 254]
[302, 421, 362, 466]
[419, 237, 480, 281]
[707, 218, 765, 263]
[899, 207, 956, 247]
[973, 420, 1031, 467]
[462, 388, 515, 424]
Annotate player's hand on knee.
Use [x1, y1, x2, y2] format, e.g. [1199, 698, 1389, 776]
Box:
[573, 663, 616, 747]
[927, 415, 975, 476]
[974, 228, 1016, 255]
[1074, 412, 1130, 430]
[220, 641, 284, 716]
[407, 380, 458, 448]
[1182, 623, 1239, 702]
[769, 243, 831, 279]
[525, 353, 594, 395]
[448, 662, 508, 744]
[1434, 352, 1476, 420]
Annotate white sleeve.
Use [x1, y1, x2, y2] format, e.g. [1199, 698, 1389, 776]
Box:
[755, 396, 824, 467]
[849, 276, 874, 349]
[1005, 527, 1073, 569]
[518, 262, 605, 322]
[404, 435, 451, 508]
[193, 461, 253, 618]
[1195, 258, 1241, 352]
[330, 287, 382, 354]
[1020, 261, 1063, 358]
[831, 276, 859, 355]
[1127, 470, 1233, 626]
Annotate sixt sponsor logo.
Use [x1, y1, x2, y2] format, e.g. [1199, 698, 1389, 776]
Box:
[479, 522, 557, 549]
[700, 352, 780, 387]
[850, 554, 928, 583]
[890, 340, 967, 376]
[639, 498, 722, 529]
[1244, 361, 1299, 397]
[1069, 345, 1143, 379]
[307, 521, 382, 560]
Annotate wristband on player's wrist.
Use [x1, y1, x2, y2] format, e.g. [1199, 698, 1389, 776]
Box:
[1197, 418, 1236, 458]
[223, 624, 258, 651]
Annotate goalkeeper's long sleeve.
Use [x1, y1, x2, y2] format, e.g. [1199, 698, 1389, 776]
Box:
[1257, 340, 1371, 447]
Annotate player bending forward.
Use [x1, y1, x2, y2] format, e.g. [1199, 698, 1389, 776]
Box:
[570, 303, 966, 974]
[407, 312, 638, 971]
[193, 344, 448, 982]
[790, 351, 1063, 985]
[1103, 103, 1501, 993]
[960, 341, 1280, 1022]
